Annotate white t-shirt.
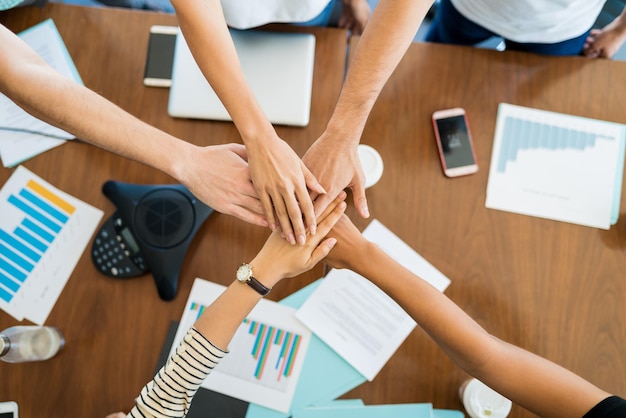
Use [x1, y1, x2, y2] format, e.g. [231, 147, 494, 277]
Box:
[221, 0, 331, 29]
[450, 0, 606, 43]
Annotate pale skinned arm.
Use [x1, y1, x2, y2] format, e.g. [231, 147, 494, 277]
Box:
[304, 0, 434, 219]
[105, 194, 347, 418]
[170, 0, 326, 246]
[0, 24, 266, 226]
[583, 7, 626, 59]
[325, 215, 611, 418]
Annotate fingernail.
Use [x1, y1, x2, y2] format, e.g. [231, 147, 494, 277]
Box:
[270, 223, 277, 232]
[328, 238, 337, 247]
[310, 224, 317, 235]
[298, 234, 306, 245]
[362, 206, 370, 218]
[288, 233, 296, 245]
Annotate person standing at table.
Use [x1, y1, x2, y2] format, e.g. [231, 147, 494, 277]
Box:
[0, 22, 268, 227]
[425, 0, 626, 58]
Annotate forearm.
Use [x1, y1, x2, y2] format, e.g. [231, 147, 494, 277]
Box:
[349, 242, 608, 417]
[171, 0, 275, 145]
[1, 31, 197, 182]
[325, 0, 433, 142]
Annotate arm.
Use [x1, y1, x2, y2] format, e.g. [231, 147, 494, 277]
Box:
[583, 7, 626, 59]
[0, 24, 266, 226]
[115, 193, 347, 418]
[325, 215, 611, 418]
[304, 0, 433, 219]
[170, 0, 325, 245]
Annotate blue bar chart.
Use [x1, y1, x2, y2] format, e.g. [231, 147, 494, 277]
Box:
[0, 166, 103, 324]
[189, 302, 303, 390]
[177, 279, 311, 413]
[0, 178, 75, 303]
[497, 115, 616, 173]
[486, 103, 626, 230]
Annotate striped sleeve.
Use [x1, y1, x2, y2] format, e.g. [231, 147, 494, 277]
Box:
[127, 327, 228, 418]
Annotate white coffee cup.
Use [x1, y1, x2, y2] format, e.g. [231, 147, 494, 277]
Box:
[459, 378, 512, 418]
[357, 144, 384, 188]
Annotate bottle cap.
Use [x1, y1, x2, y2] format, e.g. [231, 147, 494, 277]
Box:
[460, 378, 512, 418]
[0, 334, 10, 357]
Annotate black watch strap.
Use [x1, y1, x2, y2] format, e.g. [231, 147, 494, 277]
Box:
[246, 276, 271, 296]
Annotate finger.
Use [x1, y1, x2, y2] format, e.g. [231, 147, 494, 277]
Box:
[283, 191, 307, 245]
[315, 199, 347, 237]
[302, 164, 327, 195]
[317, 190, 347, 219]
[260, 192, 278, 232]
[313, 192, 335, 218]
[227, 143, 249, 160]
[273, 195, 296, 245]
[229, 205, 269, 228]
[308, 237, 338, 266]
[350, 180, 370, 218]
[235, 192, 264, 215]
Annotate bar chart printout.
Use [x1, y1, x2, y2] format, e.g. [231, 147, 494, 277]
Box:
[0, 166, 103, 323]
[172, 279, 312, 413]
[486, 103, 626, 229]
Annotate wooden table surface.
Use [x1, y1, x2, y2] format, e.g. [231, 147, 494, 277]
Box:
[1, 4, 626, 417]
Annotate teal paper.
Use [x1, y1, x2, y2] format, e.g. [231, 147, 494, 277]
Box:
[245, 279, 366, 418]
[292, 403, 433, 418]
[432, 409, 464, 418]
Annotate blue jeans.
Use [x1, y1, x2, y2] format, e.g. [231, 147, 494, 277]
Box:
[425, 0, 590, 56]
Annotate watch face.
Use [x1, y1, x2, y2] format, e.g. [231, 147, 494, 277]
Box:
[236, 263, 252, 282]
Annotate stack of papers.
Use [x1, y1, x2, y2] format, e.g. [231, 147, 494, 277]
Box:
[486, 103, 626, 229]
[171, 219, 455, 417]
[0, 166, 103, 324]
[0, 19, 82, 168]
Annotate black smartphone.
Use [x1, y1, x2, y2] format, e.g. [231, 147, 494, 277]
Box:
[143, 25, 178, 87]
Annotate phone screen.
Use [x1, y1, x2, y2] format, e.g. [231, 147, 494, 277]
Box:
[435, 114, 476, 169]
[0, 413, 15, 418]
[144, 31, 177, 85]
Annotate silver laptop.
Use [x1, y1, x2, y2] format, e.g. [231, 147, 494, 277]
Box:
[168, 29, 316, 127]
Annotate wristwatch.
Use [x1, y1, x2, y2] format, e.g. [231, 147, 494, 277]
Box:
[236, 263, 271, 296]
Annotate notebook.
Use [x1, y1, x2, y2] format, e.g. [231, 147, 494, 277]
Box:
[168, 29, 316, 127]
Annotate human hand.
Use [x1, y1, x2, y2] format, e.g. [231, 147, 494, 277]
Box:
[338, 0, 372, 35]
[303, 133, 369, 219]
[246, 137, 326, 245]
[250, 192, 347, 287]
[582, 20, 626, 59]
[323, 214, 369, 271]
[105, 413, 125, 418]
[175, 143, 267, 227]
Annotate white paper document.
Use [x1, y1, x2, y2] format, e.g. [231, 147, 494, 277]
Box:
[171, 278, 312, 413]
[296, 219, 450, 381]
[0, 19, 83, 168]
[486, 103, 626, 229]
[0, 166, 103, 324]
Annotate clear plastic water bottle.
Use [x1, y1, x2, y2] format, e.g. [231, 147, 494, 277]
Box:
[0, 326, 65, 363]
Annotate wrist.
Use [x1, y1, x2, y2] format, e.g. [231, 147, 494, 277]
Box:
[248, 258, 282, 288]
[163, 139, 198, 183]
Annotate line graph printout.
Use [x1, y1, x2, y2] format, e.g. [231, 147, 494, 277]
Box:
[486, 103, 626, 229]
[171, 279, 312, 413]
[0, 166, 103, 323]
